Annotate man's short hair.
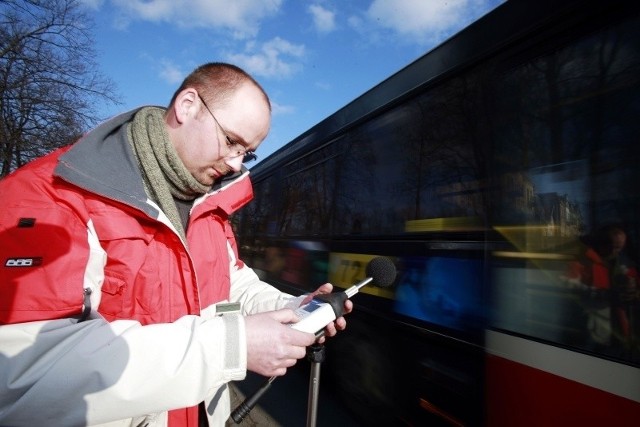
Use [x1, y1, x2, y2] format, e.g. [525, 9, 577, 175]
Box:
[168, 62, 271, 111]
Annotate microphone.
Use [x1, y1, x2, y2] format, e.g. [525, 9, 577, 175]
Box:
[351, 255, 397, 290]
[231, 257, 396, 424]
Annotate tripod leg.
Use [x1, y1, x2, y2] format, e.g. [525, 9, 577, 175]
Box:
[306, 343, 326, 427]
[307, 360, 321, 427]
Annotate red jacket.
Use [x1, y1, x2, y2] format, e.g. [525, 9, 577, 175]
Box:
[567, 247, 638, 338]
[0, 108, 257, 426]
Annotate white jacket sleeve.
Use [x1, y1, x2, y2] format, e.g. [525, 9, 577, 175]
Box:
[0, 312, 245, 427]
[226, 241, 305, 314]
[228, 262, 305, 315]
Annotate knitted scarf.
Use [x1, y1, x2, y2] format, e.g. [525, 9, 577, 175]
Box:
[127, 107, 209, 240]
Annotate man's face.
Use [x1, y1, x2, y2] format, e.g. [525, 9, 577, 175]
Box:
[610, 232, 627, 257]
[175, 82, 270, 186]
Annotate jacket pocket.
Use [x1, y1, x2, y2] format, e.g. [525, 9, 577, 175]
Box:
[99, 273, 127, 317]
[89, 207, 164, 320]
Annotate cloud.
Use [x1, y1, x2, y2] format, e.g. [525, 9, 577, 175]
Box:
[308, 4, 336, 33]
[110, 0, 283, 38]
[226, 37, 306, 79]
[363, 0, 502, 43]
[158, 60, 185, 85]
[315, 81, 331, 91]
[346, 15, 364, 32]
[271, 101, 295, 116]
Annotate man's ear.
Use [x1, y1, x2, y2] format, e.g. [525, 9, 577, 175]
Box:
[173, 88, 198, 125]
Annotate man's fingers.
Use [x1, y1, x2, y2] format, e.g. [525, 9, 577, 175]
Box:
[268, 308, 299, 324]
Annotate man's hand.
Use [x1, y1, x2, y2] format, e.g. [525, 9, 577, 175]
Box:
[301, 283, 353, 340]
[244, 309, 315, 377]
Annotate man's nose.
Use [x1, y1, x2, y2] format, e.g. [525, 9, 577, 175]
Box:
[225, 155, 244, 172]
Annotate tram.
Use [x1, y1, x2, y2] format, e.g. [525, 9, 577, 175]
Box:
[235, 1, 640, 425]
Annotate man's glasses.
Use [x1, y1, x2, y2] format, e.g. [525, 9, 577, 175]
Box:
[197, 94, 257, 163]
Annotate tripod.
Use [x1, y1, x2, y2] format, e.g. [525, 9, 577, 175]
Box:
[230, 341, 327, 427]
[304, 342, 326, 427]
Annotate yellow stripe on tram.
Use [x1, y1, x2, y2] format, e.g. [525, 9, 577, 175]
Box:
[328, 252, 395, 299]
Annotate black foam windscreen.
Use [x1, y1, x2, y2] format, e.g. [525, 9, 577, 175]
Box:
[365, 257, 396, 287]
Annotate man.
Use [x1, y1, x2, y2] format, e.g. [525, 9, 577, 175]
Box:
[0, 63, 351, 426]
[566, 225, 637, 352]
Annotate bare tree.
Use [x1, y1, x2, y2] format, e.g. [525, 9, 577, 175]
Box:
[0, 0, 120, 176]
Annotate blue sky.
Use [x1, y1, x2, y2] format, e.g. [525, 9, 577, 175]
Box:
[81, 0, 504, 163]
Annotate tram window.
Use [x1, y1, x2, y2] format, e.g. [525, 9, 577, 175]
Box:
[394, 255, 485, 335]
[325, 82, 488, 237]
[256, 88, 488, 238]
[490, 14, 640, 364]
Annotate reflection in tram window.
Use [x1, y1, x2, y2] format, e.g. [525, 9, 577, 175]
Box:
[565, 225, 638, 357]
[394, 256, 485, 334]
[490, 13, 640, 364]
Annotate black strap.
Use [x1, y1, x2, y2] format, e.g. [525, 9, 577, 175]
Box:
[79, 288, 92, 322]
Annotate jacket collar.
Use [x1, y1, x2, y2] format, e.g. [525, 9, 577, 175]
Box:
[55, 108, 252, 219]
